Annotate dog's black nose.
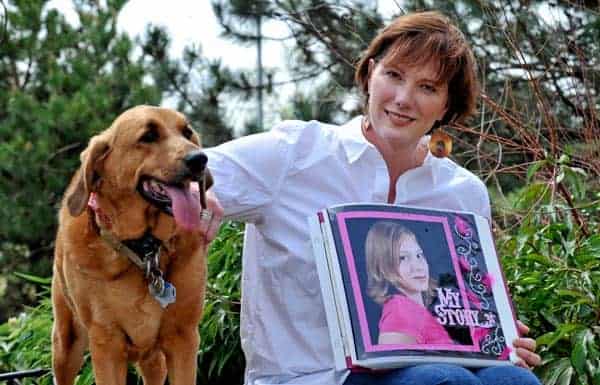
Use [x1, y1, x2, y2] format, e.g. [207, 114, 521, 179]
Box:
[183, 150, 208, 175]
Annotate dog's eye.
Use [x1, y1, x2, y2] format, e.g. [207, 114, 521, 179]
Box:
[140, 124, 159, 143]
[182, 127, 194, 140]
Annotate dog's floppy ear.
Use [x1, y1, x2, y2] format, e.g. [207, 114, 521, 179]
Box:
[66, 135, 110, 216]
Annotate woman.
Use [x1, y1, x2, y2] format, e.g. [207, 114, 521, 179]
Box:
[200, 10, 541, 385]
[365, 221, 453, 345]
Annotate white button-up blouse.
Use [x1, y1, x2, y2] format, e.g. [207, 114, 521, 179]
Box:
[205, 116, 491, 385]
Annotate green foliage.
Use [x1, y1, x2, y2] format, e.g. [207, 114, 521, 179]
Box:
[212, 0, 383, 124]
[0, 242, 51, 321]
[0, 0, 163, 320]
[0, 290, 51, 371]
[280, 85, 343, 124]
[500, 168, 600, 385]
[198, 221, 244, 384]
[0, 295, 54, 384]
[0, 0, 161, 245]
[141, 26, 234, 146]
[0, 0, 235, 321]
[0, 222, 244, 385]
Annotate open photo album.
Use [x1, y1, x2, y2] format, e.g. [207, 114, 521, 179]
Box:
[308, 203, 520, 371]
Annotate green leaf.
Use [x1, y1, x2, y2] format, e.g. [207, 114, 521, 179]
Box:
[571, 330, 591, 378]
[514, 183, 550, 210]
[524, 253, 553, 266]
[527, 160, 546, 182]
[540, 309, 562, 328]
[13, 272, 52, 286]
[557, 366, 574, 385]
[540, 358, 572, 385]
[558, 154, 570, 165]
[569, 166, 587, 177]
[592, 367, 600, 385]
[557, 290, 591, 303]
[581, 235, 600, 255]
[562, 166, 588, 200]
[538, 324, 582, 349]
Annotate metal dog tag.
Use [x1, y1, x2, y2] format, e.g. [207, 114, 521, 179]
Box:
[148, 279, 176, 309]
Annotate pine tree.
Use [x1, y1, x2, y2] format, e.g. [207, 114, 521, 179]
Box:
[0, 0, 234, 319]
[212, 0, 383, 125]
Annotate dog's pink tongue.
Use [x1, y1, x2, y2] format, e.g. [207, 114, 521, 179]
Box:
[164, 184, 201, 231]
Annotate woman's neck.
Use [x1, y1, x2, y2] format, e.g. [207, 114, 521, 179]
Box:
[379, 141, 422, 181]
[362, 120, 428, 202]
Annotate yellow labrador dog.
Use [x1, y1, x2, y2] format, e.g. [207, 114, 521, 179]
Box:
[52, 106, 212, 385]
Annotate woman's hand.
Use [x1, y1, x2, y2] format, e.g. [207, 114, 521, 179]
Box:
[199, 189, 224, 242]
[513, 320, 542, 369]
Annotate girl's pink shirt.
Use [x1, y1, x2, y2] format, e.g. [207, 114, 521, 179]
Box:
[379, 294, 453, 344]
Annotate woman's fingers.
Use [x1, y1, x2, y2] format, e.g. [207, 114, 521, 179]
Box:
[513, 337, 542, 368]
[516, 320, 530, 335]
[200, 190, 224, 242]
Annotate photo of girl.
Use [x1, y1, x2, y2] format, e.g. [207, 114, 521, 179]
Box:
[365, 220, 454, 345]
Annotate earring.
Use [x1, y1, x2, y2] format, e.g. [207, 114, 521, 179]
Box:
[428, 126, 453, 158]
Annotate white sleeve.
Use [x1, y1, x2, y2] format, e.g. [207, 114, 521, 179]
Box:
[204, 120, 305, 223]
[479, 185, 492, 224]
[470, 176, 492, 224]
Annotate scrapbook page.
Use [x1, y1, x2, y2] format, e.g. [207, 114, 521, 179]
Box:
[308, 203, 519, 370]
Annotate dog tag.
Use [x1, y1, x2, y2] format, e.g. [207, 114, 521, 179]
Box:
[148, 280, 177, 309]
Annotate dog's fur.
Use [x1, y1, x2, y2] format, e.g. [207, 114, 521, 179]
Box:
[52, 106, 212, 385]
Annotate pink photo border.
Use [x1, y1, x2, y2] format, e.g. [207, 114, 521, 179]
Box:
[336, 210, 480, 353]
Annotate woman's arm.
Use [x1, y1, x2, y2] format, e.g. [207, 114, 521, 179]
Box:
[204, 120, 312, 223]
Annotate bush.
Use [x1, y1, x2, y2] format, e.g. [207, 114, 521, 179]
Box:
[499, 167, 600, 385]
[0, 222, 245, 385]
[0, 287, 54, 381]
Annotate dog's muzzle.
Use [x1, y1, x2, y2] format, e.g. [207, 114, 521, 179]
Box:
[183, 150, 208, 177]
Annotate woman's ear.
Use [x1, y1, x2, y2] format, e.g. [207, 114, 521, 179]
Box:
[368, 58, 376, 74]
[367, 58, 376, 92]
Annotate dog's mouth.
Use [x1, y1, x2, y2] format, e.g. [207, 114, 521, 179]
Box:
[138, 177, 202, 231]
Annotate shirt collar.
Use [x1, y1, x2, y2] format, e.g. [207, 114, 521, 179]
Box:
[339, 115, 374, 164]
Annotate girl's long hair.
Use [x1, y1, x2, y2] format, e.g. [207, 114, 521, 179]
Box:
[365, 221, 436, 305]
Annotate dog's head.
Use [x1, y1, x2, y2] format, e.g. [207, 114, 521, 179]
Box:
[66, 105, 213, 234]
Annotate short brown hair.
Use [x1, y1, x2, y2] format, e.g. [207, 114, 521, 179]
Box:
[355, 11, 479, 125]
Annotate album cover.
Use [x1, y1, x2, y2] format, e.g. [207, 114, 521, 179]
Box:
[308, 203, 519, 370]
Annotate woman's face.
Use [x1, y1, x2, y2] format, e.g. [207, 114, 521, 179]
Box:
[366, 57, 449, 150]
[395, 234, 430, 294]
